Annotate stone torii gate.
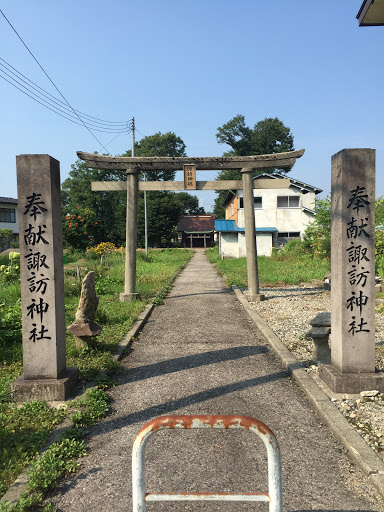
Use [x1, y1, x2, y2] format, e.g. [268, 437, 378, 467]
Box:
[78, 149, 304, 302]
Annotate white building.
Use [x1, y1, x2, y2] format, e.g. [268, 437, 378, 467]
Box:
[0, 197, 19, 249]
[215, 173, 322, 258]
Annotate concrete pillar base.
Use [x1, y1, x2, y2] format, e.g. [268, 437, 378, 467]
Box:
[120, 292, 140, 303]
[246, 293, 265, 302]
[10, 367, 79, 402]
[319, 364, 384, 394]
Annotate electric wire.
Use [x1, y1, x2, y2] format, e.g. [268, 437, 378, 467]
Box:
[103, 128, 131, 151]
[0, 70, 130, 134]
[0, 68, 127, 133]
[135, 127, 147, 139]
[0, 67, 130, 133]
[0, 57, 129, 128]
[0, 8, 116, 154]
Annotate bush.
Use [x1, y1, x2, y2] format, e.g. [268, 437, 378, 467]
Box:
[376, 254, 384, 280]
[282, 239, 306, 257]
[302, 196, 331, 259]
[376, 231, 384, 257]
[62, 207, 97, 251]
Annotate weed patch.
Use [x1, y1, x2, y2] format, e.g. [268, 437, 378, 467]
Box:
[205, 247, 330, 287]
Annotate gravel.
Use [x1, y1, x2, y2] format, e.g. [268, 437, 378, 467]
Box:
[250, 285, 384, 459]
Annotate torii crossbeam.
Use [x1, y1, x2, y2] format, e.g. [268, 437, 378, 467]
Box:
[78, 149, 305, 302]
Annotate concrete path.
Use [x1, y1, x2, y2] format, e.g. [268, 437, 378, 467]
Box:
[49, 252, 383, 511]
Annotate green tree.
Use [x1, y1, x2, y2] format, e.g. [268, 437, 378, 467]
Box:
[123, 131, 186, 181]
[376, 196, 384, 226]
[175, 192, 206, 215]
[61, 160, 127, 248]
[214, 115, 295, 217]
[216, 115, 294, 161]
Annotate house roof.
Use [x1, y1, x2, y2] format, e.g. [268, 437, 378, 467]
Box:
[0, 197, 17, 204]
[222, 172, 322, 206]
[215, 220, 277, 233]
[357, 0, 384, 26]
[177, 215, 216, 233]
[254, 172, 322, 195]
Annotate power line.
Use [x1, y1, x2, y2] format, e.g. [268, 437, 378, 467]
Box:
[0, 69, 130, 133]
[0, 66, 130, 132]
[135, 127, 147, 139]
[0, 8, 113, 154]
[0, 56, 129, 127]
[103, 127, 131, 152]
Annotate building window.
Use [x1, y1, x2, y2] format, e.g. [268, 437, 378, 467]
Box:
[277, 196, 300, 208]
[277, 232, 301, 245]
[239, 197, 262, 209]
[0, 208, 16, 223]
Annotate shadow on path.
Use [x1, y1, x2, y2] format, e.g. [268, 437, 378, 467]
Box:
[122, 346, 269, 383]
[96, 369, 289, 436]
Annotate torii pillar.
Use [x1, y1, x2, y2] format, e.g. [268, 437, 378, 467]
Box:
[242, 169, 263, 301]
[120, 168, 140, 302]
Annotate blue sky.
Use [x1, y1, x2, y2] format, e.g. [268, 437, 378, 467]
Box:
[1, 1, 383, 212]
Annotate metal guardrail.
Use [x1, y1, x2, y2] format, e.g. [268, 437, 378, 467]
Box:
[132, 414, 283, 512]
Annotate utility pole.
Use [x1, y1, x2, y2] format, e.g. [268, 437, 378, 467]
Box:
[131, 117, 135, 157]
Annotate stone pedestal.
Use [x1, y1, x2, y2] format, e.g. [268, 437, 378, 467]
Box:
[306, 312, 331, 363]
[319, 364, 384, 394]
[10, 368, 79, 402]
[13, 154, 78, 400]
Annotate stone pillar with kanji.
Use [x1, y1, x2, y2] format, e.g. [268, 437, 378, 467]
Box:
[11, 154, 78, 401]
[320, 148, 384, 393]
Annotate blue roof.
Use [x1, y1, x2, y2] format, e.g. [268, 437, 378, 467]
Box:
[215, 220, 244, 232]
[215, 220, 277, 233]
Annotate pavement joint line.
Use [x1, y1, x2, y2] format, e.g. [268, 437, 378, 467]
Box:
[233, 286, 384, 498]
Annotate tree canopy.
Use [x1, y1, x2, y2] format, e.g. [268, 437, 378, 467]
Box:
[216, 115, 294, 158]
[213, 115, 295, 217]
[123, 131, 186, 181]
[61, 131, 205, 250]
[61, 160, 127, 248]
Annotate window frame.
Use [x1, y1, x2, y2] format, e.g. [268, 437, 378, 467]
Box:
[239, 196, 263, 209]
[277, 196, 300, 209]
[0, 208, 16, 223]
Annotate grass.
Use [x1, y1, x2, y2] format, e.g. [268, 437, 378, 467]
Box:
[0, 248, 193, 506]
[1, 388, 111, 511]
[205, 246, 330, 287]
